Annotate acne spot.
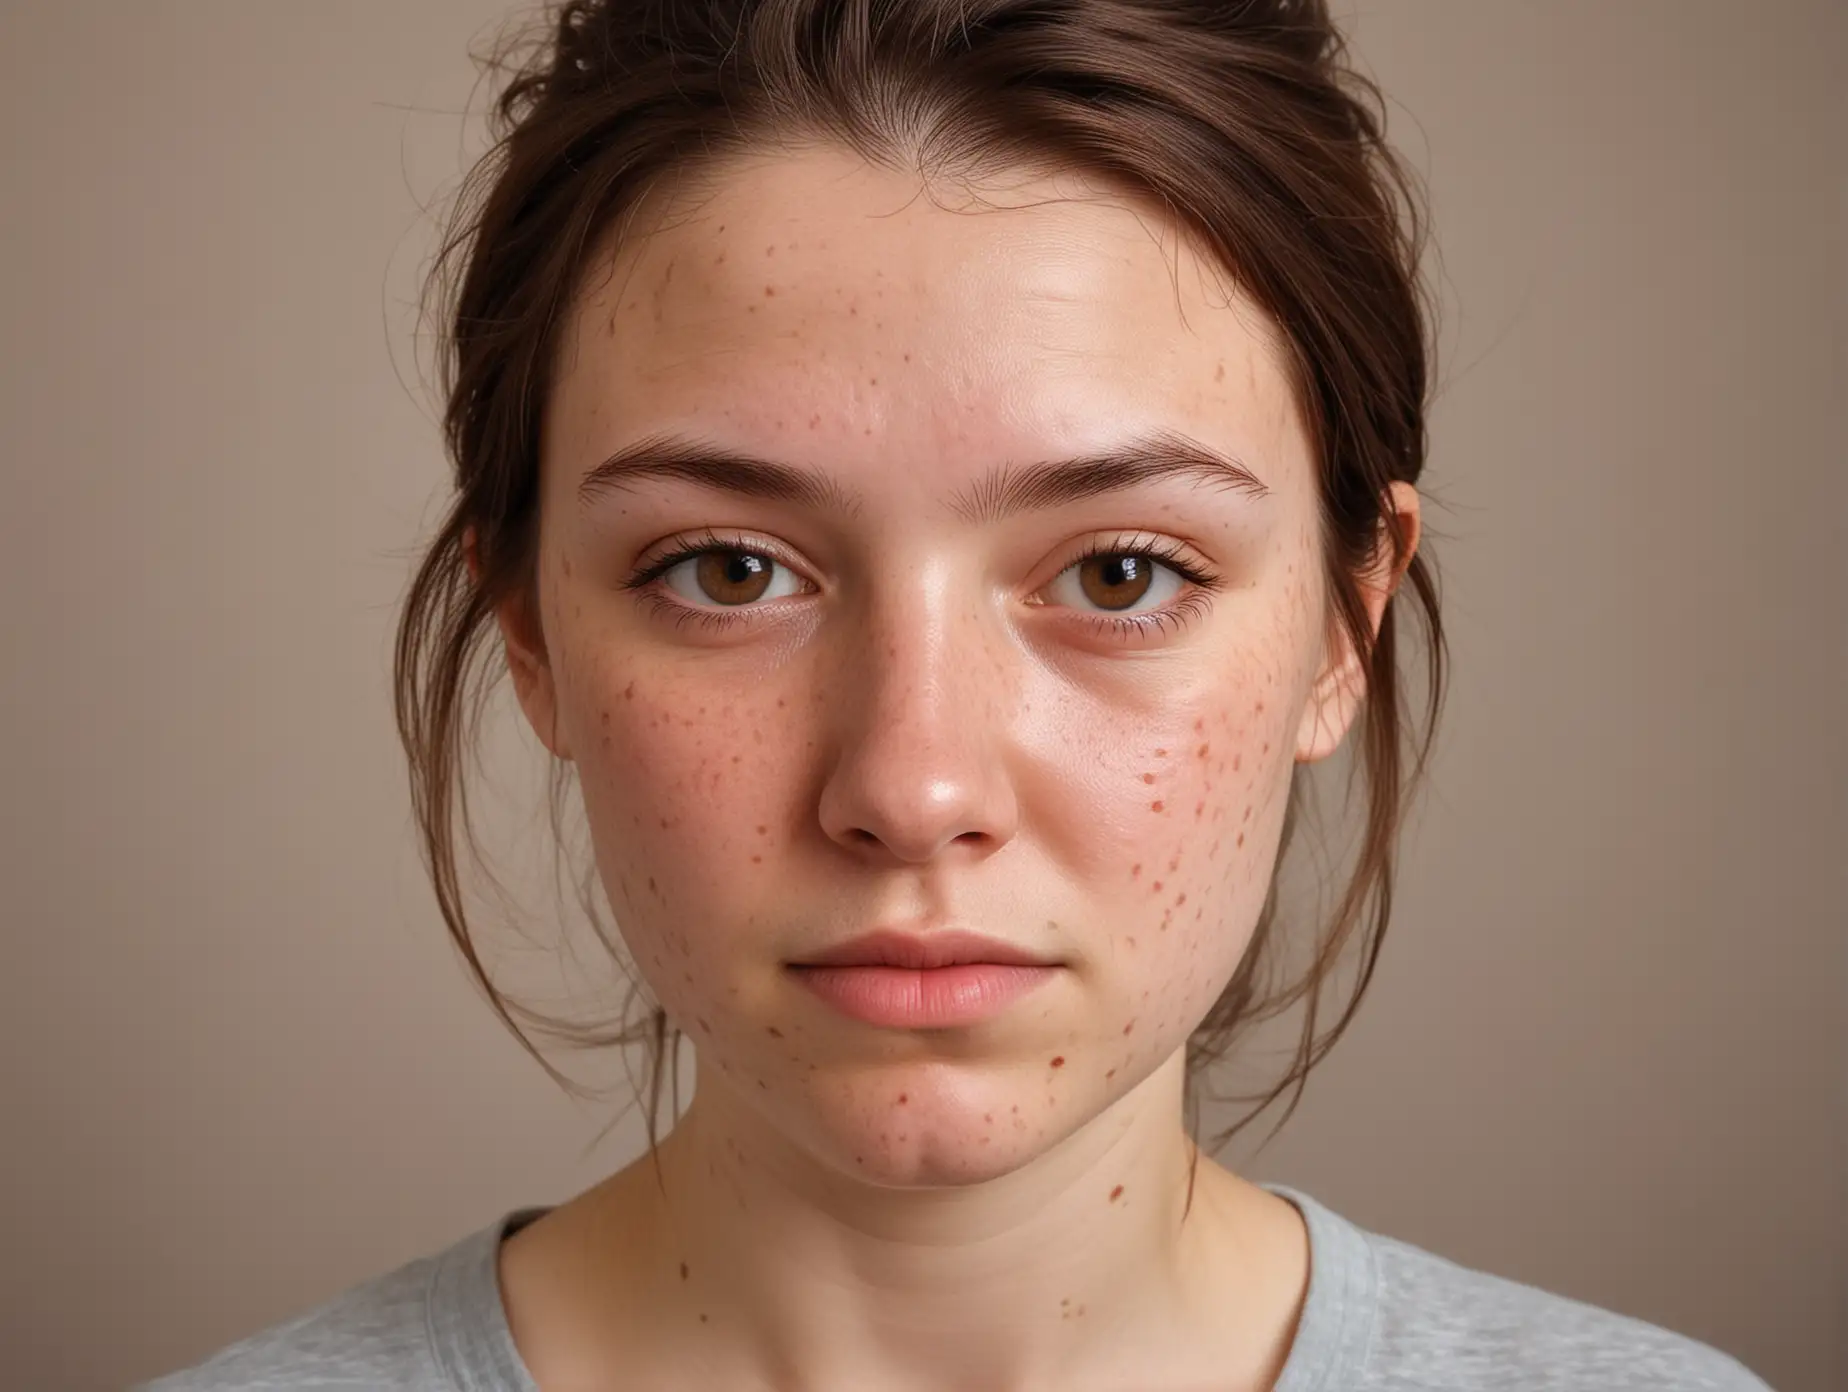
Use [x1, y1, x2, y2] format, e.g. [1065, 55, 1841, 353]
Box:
[1195, 801, 1205, 818]
[1110, 1185, 1125, 1202]
[1194, 718, 1205, 732]
[1152, 881, 1163, 893]
[751, 855, 762, 864]
[1151, 801, 1164, 812]
[984, 1113, 994, 1123]
[1123, 1019, 1136, 1035]
[1050, 1056, 1066, 1069]
[1197, 743, 1210, 758]
[897, 1093, 909, 1105]
[1141, 773, 1156, 784]
[1131, 863, 1142, 878]
[624, 682, 635, 700]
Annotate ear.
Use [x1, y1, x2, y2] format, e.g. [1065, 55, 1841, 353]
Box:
[1294, 481, 1421, 765]
[464, 525, 574, 762]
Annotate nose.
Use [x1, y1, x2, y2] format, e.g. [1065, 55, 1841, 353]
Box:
[815, 572, 1020, 866]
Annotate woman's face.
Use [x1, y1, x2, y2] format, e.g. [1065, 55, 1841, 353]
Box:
[505, 146, 1389, 1186]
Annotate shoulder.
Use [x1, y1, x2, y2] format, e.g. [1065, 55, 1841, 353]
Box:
[1364, 1227, 1773, 1391]
[131, 1239, 462, 1391]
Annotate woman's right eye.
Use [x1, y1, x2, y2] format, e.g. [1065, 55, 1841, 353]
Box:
[648, 546, 809, 608]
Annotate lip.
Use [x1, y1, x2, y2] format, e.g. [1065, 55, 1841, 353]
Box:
[788, 929, 1058, 971]
[786, 929, 1062, 1029]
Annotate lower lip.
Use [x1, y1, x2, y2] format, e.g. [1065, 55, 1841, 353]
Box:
[787, 963, 1058, 1029]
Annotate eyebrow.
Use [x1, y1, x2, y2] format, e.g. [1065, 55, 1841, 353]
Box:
[575, 427, 1270, 524]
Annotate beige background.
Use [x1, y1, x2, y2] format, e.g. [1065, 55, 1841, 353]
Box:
[2, 2, 1841, 1389]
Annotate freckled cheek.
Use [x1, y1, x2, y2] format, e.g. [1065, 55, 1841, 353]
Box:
[570, 696, 785, 985]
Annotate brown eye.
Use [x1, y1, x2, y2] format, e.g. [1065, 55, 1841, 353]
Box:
[1044, 545, 1192, 620]
[1075, 553, 1155, 611]
[657, 546, 803, 609]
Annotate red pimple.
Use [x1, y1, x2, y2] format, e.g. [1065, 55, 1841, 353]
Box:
[897, 1093, 909, 1104]
[1050, 1056, 1066, 1069]
[1151, 801, 1164, 812]
[1141, 773, 1156, 784]
[1110, 1185, 1125, 1202]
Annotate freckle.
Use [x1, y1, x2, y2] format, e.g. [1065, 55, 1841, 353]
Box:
[1110, 1185, 1125, 1202]
[1106, 1068, 1117, 1079]
[1050, 1056, 1065, 1068]
[1151, 800, 1164, 812]
[1194, 718, 1204, 732]
[757, 825, 768, 835]
[1011, 1104, 1020, 1114]
[1154, 748, 1167, 757]
[697, 1017, 711, 1033]
[856, 1155, 864, 1164]
[1233, 753, 1241, 770]
[1197, 743, 1209, 758]
[1124, 1020, 1136, 1035]
[1126, 936, 1137, 948]
[751, 854, 762, 863]
[1263, 742, 1270, 753]
[1168, 855, 1179, 872]
[1237, 832, 1246, 846]
[1152, 880, 1163, 892]
[1195, 801, 1204, 817]
[699, 1313, 709, 1323]
[1131, 863, 1141, 878]
[767, 1027, 784, 1039]
[984, 1113, 993, 1123]
[1175, 892, 1187, 906]
[898, 1093, 909, 1104]
[1243, 805, 1252, 822]
[624, 682, 635, 700]
[648, 877, 657, 893]
[1141, 772, 1156, 784]
[680, 1262, 690, 1280]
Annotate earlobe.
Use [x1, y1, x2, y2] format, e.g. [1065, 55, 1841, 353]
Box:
[465, 525, 574, 763]
[1292, 481, 1421, 766]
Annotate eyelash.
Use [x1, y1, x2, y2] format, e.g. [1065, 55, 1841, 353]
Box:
[620, 526, 1226, 640]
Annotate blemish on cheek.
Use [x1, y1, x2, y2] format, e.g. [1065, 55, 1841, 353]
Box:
[696, 1018, 711, 1034]
[1237, 832, 1246, 847]
[1105, 1068, 1117, 1080]
[1050, 1056, 1066, 1069]
[766, 1027, 784, 1039]
[1152, 881, 1163, 893]
[624, 682, 635, 700]
[1154, 747, 1167, 757]
[1110, 1185, 1125, 1202]
[897, 1093, 909, 1105]
[1151, 801, 1165, 813]
[680, 1262, 690, 1280]
[1131, 863, 1142, 879]
[1123, 1019, 1136, 1035]
[1141, 772, 1157, 784]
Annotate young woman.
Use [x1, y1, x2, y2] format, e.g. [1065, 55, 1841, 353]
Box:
[144, 2, 1772, 1388]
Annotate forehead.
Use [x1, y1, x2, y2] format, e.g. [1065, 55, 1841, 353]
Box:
[546, 145, 1309, 507]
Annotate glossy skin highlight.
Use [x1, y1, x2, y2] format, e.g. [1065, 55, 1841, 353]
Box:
[487, 146, 1418, 1391]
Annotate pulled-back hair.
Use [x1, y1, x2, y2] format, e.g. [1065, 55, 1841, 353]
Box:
[396, 0, 1447, 1160]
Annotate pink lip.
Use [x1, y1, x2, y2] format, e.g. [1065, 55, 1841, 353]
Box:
[787, 930, 1061, 1028]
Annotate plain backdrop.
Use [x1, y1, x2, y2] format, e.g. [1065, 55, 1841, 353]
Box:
[2, 3, 1842, 1389]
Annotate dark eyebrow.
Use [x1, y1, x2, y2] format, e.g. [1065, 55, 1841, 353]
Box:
[576, 426, 1269, 523]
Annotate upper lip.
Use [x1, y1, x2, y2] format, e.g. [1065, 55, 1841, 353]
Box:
[790, 929, 1057, 970]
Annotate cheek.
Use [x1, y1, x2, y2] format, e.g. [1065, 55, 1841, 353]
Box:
[1099, 648, 1308, 1048]
[563, 660, 795, 1007]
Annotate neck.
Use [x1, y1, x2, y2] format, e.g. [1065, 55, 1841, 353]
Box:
[573, 1050, 1304, 1392]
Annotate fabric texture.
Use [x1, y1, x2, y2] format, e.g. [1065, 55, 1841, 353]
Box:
[136, 1183, 1774, 1390]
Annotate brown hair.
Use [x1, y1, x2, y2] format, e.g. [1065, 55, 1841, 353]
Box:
[395, 0, 1446, 1163]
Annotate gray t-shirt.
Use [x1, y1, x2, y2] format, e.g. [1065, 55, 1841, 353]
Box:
[135, 1184, 1773, 1390]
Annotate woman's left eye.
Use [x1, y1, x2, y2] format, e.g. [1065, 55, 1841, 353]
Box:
[1046, 549, 1187, 615]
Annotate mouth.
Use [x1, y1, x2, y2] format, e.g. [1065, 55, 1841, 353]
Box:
[785, 930, 1061, 1029]
[787, 928, 1059, 971]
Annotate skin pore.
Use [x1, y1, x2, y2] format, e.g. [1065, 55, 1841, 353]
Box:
[485, 144, 1419, 1391]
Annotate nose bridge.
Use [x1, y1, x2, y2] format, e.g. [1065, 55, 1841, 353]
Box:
[817, 557, 1018, 863]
